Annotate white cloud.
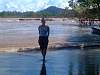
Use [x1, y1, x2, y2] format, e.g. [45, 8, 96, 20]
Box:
[58, 0, 69, 8]
[0, 0, 69, 12]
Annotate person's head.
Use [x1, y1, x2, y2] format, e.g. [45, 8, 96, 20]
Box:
[41, 17, 46, 25]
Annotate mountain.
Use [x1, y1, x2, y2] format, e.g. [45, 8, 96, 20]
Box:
[0, 6, 77, 18]
[37, 6, 64, 16]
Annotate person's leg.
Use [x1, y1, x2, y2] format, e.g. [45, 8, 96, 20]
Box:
[41, 48, 44, 58]
[43, 37, 48, 60]
[39, 37, 44, 59]
[42, 50, 45, 61]
[42, 48, 47, 60]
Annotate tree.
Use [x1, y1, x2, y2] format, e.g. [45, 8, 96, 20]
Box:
[63, 7, 69, 17]
[68, 0, 100, 18]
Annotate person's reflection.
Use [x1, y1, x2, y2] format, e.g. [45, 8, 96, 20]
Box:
[40, 61, 47, 75]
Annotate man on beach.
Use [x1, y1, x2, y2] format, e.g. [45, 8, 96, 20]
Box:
[38, 17, 50, 61]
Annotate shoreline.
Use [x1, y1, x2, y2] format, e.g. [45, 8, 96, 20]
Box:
[0, 42, 100, 53]
[0, 37, 67, 52]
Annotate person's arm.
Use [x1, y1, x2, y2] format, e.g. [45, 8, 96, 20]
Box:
[48, 26, 50, 37]
[38, 26, 40, 36]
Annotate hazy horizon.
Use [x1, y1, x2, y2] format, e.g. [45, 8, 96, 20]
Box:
[0, 0, 69, 12]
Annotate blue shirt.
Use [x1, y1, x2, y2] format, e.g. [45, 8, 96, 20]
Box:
[38, 25, 49, 37]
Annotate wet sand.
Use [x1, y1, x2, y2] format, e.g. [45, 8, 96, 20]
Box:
[0, 37, 66, 52]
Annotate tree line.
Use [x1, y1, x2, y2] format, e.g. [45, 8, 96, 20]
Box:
[68, 0, 100, 19]
[0, 11, 39, 18]
[0, 9, 78, 18]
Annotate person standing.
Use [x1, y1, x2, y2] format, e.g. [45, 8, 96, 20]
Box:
[38, 17, 50, 61]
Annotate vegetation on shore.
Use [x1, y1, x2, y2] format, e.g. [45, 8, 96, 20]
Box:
[68, 0, 100, 19]
[0, 6, 77, 18]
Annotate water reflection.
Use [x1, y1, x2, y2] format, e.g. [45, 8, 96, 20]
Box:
[40, 61, 47, 75]
[38, 50, 100, 75]
[68, 62, 73, 75]
[78, 52, 99, 75]
[0, 50, 100, 75]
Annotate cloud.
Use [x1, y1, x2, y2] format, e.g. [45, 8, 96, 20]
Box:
[57, 0, 69, 8]
[0, 0, 69, 12]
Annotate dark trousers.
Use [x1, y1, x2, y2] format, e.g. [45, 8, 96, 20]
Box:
[38, 36, 48, 50]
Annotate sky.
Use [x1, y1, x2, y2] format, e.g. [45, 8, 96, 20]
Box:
[0, 0, 69, 12]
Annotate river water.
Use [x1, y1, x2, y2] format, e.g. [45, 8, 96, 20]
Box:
[0, 18, 100, 75]
[0, 49, 100, 75]
[0, 18, 100, 50]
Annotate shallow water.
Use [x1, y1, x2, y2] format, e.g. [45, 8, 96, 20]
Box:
[0, 18, 100, 75]
[0, 49, 100, 75]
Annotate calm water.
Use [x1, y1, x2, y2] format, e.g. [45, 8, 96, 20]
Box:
[0, 49, 100, 75]
[0, 18, 100, 75]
